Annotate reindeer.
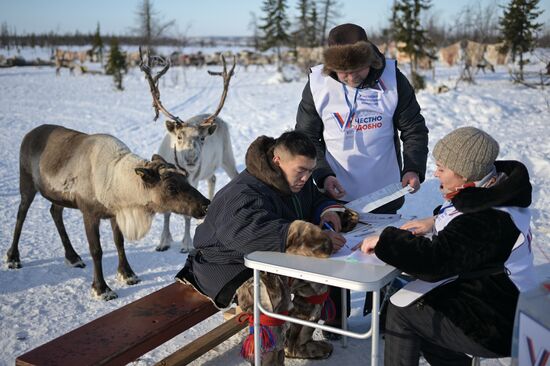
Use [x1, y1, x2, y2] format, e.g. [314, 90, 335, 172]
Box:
[5, 124, 210, 300]
[139, 49, 238, 253]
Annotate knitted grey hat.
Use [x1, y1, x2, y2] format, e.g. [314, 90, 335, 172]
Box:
[433, 127, 499, 181]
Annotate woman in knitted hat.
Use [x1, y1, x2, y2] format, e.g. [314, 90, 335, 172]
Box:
[357, 127, 536, 365]
[295, 22, 429, 336]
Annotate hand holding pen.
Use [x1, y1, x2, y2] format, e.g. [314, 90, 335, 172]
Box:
[322, 222, 348, 253]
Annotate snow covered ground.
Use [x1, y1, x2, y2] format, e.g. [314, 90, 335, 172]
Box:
[0, 51, 549, 366]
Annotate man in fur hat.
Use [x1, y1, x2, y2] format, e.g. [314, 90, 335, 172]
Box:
[295, 22, 429, 331]
[177, 131, 356, 363]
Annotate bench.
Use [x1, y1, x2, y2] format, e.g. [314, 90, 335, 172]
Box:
[16, 282, 246, 366]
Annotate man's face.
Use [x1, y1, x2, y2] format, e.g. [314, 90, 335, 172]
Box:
[434, 161, 467, 195]
[336, 66, 371, 88]
[273, 152, 316, 193]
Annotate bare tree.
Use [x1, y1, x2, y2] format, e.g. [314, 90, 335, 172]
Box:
[1, 22, 10, 50]
[319, 0, 341, 45]
[248, 12, 261, 50]
[133, 0, 175, 49]
[449, 2, 500, 43]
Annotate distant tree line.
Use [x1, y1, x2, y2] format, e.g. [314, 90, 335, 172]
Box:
[0, 27, 251, 50]
[1, 0, 548, 53]
[1, 0, 545, 89]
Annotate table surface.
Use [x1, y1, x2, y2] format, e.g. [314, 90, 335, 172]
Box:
[245, 251, 400, 292]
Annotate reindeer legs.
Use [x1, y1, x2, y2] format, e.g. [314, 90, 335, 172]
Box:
[207, 175, 216, 200]
[181, 216, 193, 253]
[157, 212, 174, 251]
[6, 186, 36, 269]
[50, 204, 85, 268]
[83, 213, 117, 300]
[110, 218, 140, 285]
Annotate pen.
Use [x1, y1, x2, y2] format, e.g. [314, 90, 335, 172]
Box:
[323, 222, 335, 232]
[323, 222, 351, 249]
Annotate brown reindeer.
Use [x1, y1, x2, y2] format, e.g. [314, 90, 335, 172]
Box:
[6, 124, 210, 300]
[139, 49, 238, 253]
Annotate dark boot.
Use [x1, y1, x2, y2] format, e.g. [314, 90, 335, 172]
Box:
[236, 274, 291, 365]
[285, 280, 333, 359]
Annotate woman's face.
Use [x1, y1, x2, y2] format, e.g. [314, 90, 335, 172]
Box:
[434, 161, 467, 195]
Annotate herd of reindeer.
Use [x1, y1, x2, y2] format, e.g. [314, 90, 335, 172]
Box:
[5, 39, 511, 301]
[49, 38, 510, 75]
[6, 49, 239, 300]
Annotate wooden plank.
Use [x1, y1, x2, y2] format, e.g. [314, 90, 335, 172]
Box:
[156, 314, 247, 366]
[223, 306, 242, 321]
[16, 282, 218, 366]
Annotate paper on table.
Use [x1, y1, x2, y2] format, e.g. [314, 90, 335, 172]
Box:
[330, 214, 408, 264]
[346, 250, 387, 266]
[345, 183, 414, 213]
[330, 239, 386, 266]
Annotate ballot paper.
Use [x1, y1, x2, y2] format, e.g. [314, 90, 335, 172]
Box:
[345, 183, 414, 213]
[330, 214, 407, 265]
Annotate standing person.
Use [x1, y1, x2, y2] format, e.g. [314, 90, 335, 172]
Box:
[177, 131, 355, 363]
[358, 127, 536, 365]
[295, 22, 429, 330]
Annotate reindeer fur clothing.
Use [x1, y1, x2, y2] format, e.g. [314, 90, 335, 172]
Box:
[177, 135, 338, 309]
[376, 160, 531, 356]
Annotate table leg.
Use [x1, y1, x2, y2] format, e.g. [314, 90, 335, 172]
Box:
[253, 269, 261, 366]
[342, 287, 348, 348]
[371, 289, 380, 365]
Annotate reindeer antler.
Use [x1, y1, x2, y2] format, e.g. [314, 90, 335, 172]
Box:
[139, 47, 185, 124]
[202, 54, 237, 126]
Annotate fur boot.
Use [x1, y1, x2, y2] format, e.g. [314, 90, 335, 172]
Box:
[285, 279, 333, 359]
[236, 273, 291, 365]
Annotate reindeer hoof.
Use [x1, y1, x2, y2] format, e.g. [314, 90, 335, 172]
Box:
[155, 244, 170, 251]
[94, 288, 118, 301]
[125, 275, 141, 285]
[6, 260, 22, 269]
[180, 247, 189, 253]
[65, 257, 85, 268]
[117, 273, 141, 285]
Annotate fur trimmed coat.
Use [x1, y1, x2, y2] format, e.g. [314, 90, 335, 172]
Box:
[177, 136, 336, 308]
[375, 160, 532, 356]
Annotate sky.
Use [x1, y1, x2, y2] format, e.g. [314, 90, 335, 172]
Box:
[1, 0, 549, 38]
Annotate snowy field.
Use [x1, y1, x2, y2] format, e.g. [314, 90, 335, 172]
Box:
[0, 51, 549, 366]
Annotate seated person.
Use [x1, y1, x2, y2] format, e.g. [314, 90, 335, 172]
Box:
[177, 131, 352, 364]
[357, 127, 536, 365]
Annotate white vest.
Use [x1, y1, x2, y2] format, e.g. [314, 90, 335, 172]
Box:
[309, 61, 399, 201]
[391, 202, 537, 307]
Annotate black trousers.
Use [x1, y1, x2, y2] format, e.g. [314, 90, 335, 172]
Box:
[384, 301, 502, 366]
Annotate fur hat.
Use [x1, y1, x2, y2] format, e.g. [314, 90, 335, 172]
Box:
[433, 127, 499, 181]
[323, 23, 383, 73]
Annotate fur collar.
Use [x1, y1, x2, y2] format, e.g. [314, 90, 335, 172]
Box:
[245, 136, 292, 196]
[452, 160, 532, 213]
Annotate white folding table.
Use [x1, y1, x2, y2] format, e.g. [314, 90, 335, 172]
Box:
[244, 251, 400, 365]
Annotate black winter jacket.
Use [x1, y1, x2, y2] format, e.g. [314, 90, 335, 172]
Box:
[177, 136, 336, 308]
[375, 160, 532, 356]
[295, 45, 428, 212]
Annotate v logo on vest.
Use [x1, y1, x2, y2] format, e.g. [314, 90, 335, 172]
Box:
[332, 112, 354, 131]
